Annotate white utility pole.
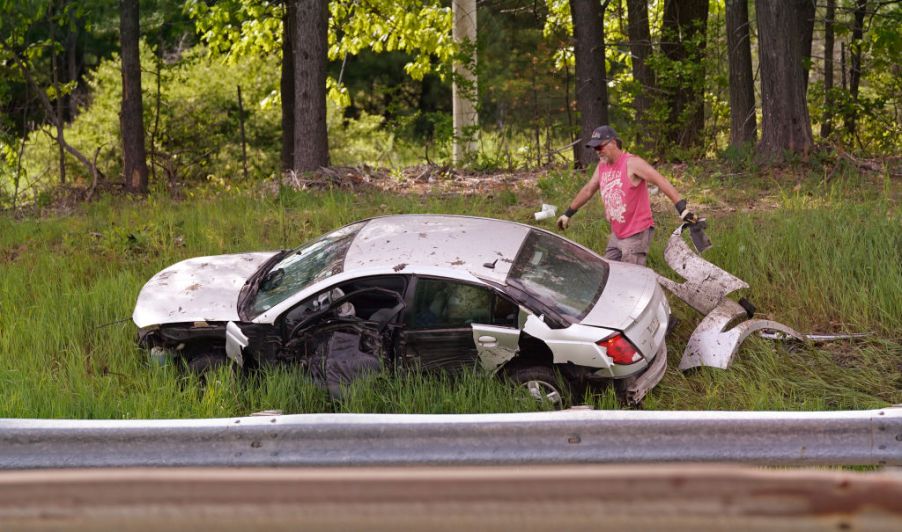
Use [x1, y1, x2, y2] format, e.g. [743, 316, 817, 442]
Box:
[452, 0, 478, 164]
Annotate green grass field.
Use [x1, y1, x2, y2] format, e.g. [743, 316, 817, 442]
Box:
[0, 166, 899, 418]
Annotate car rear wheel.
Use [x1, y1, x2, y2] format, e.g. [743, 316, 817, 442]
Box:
[506, 365, 567, 409]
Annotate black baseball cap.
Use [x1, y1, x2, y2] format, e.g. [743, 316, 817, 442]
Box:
[585, 125, 619, 148]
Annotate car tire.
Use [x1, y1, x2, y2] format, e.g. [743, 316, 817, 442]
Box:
[186, 353, 228, 374]
[506, 365, 568, 409]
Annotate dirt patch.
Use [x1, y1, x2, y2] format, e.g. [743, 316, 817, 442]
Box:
[271, 164, 542, 197]
[828, 345, 861, 369]
[1, 244, 28, 263]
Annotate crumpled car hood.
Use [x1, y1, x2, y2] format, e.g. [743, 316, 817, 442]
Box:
[133, 252, 278, 328]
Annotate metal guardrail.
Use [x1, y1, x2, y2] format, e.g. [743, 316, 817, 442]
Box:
[2, 407, 900, 469]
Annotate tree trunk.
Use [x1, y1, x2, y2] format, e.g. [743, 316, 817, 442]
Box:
[48, 3, 66, 184]
[800, 1, 815, 92]
[570, 0, 610, 168]
[755, 0, 815, 162]
[120, 0, 149, 193]
[841, 42, 846, 91]
[660, 0, 709, 150]
[626, 0, 655, 149]
[820, 0, 835, 139]
[63, 4, 84, 124]
[237, 85, 249, 180]
[725, 0, 756, 147]
[452, 0, 478, 164]
[280, 0, 296, 171]
[847, 0, 867, 135]
[292, 0, 329, 172]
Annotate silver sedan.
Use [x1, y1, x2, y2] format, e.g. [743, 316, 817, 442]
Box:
[133, 215, 672, 405]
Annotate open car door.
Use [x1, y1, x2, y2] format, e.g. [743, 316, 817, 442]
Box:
[471, 324, 521, 372]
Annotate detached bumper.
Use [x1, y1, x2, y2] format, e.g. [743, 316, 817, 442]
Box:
[620, 342, 668, 405]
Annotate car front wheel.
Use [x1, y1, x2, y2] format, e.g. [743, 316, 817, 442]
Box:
[186, 353, 228, 374]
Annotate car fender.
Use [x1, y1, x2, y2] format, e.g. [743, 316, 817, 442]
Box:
[225, 321, 248, 367]
[522, 315, 620, 377]
[679, 299, 806, 370]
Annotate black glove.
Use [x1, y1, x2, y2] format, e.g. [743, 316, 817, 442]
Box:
[557, 207, 578, 230]
[674, 199, 698, 224]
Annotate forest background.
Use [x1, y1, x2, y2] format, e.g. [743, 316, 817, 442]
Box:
[0, 0, 900, 203]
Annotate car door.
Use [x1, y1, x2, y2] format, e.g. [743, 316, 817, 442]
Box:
[401, 277, 497, 372]
[471, 292, 521, 371]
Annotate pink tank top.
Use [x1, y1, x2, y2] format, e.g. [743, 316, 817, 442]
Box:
[596, 152, 654, 238]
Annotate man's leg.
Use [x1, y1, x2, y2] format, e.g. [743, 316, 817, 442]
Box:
[603, 233, 623, 261]
[619, 227, 655, 266]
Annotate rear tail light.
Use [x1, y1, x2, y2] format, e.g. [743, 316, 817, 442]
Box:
[597, 333, 643, 365]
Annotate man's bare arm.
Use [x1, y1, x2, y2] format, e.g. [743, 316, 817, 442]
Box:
[567, 173, 600, 211]
[629, 156, 699, 222]
[557, 172, 600, 230]
[629, 156, 682, 205]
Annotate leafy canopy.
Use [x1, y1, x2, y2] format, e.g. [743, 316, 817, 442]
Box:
[185, 0, 454, 106]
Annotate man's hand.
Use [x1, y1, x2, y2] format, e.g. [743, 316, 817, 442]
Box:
[556, 215, 570, 230]
[557, 207, 578, 230]
[674, 199, 698, 224]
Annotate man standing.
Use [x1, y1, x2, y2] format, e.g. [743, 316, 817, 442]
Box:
[557, 125, 697, 266]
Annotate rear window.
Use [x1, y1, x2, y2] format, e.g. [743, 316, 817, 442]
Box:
[508, 230, 609, 322]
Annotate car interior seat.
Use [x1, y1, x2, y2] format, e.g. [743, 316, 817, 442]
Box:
[428, 289, 448, 318]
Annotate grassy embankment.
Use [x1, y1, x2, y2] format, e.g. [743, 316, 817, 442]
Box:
[0, 165, 899, 418]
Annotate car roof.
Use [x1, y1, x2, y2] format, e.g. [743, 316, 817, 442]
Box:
[343, 214, 531, 284]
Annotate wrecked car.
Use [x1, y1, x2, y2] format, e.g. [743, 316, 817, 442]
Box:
[133, 215, 672, 405]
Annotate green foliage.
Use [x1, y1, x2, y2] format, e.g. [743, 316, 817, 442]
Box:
[186, 0, 455, 107]
[328, 1, 454, 81]
[809, 2, 902, 154]
[542, 0, 573, 72]
[3, 0, 901, 207]
[327, 100, 423, 167]
[477, 1, 577, 165]
[6, 42, 457, 202]
[337, 370, 553, 414]
[9, 43, 283, 193]
[184, 0, 282, 60]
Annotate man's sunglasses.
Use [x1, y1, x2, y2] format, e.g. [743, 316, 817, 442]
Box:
[593, 140, 611, 151]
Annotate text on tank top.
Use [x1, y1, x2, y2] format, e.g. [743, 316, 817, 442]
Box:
[596, 152, 654, 238]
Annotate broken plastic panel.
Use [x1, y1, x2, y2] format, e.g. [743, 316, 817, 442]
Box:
[658, 225, 865, 371]
[679, 298, 807, 370]
[656, 224, 749, 315]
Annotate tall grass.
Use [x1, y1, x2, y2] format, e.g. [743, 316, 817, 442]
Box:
[0, 172, 898, 418]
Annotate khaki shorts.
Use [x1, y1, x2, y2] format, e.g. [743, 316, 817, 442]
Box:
[604, 227, 655, 266]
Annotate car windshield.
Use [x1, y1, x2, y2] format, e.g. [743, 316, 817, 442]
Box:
[508, 230, 609, 322]
[249, 222, 366, 316]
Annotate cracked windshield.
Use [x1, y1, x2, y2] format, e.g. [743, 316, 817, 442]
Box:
[251, 222, 366, 316]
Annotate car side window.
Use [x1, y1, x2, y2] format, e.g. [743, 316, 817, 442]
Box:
[493, 295, 519, 327]
[281, 275, 407, 333]
[281, 287, 348, 333]
[408, 279, 499, 329]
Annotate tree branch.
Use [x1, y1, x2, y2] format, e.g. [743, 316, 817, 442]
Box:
[14, 54, 105, 182]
